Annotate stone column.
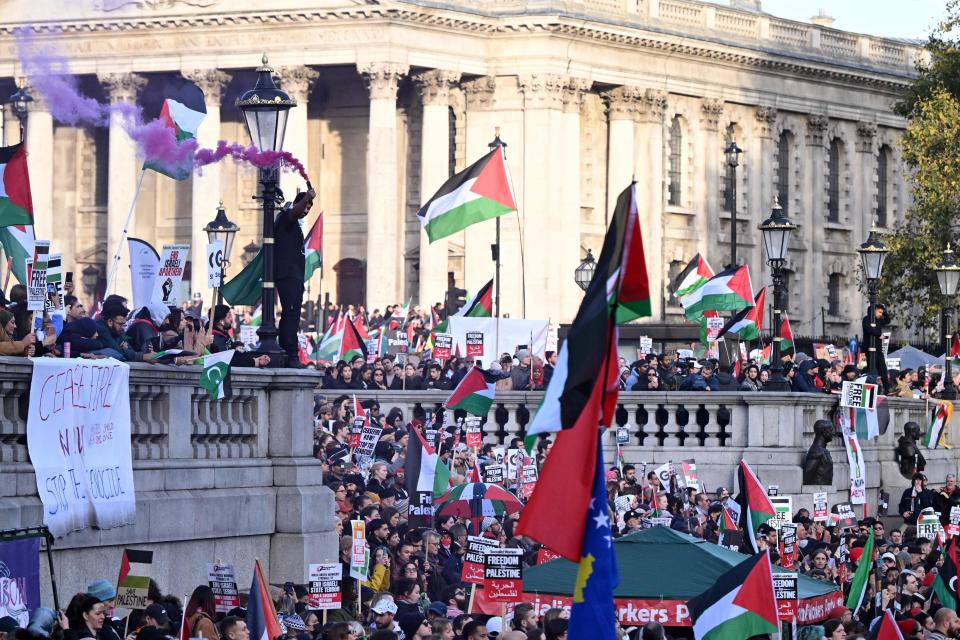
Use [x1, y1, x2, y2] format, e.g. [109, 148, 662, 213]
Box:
[602, 87, 642, 224]
[461, 77, 498, 295]
[805, 115, 829, 331]
[518, 74, 566, 320]
[559, 78, 591, 322]
[636, 89, 668, 320]
[184, 69, 230, 305]
[25, 94, 54, 245]
[855, 122, 878, 232]
[359, 63, 408, 310]
[414, 69, 460, 309]
[699, 99, 723, 262]
[99, 72, 147, 299]
[276, 66, 320, 202]
[752, 106, 778, 286]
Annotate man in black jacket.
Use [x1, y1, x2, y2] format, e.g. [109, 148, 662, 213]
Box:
[275, 188, 316, 367]
[862, 302, 890, 390]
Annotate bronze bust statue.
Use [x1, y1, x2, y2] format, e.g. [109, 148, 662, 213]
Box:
[895, 421, 926, 479]
[803, 419, 834, 486]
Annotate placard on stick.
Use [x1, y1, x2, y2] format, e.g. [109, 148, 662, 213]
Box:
[462, 535, 499, 584]
[308, 563, 343, 610]
[433, 334, 453, 360]
[207, 563, 240, 613]
[465, 416, 483, 448]
[466, 331, 484, 357]
[115, 575, 150, 610]
[152, 244, 190, 306]
[483, 548, 523, 601]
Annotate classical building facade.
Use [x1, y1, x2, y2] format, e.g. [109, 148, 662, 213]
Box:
[0, 0, 922, 335]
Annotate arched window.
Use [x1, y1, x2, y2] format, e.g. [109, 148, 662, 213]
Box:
[877, 145, 891, 227]
[668, 116, 682, 206]
[828, 274, 841, 316]
[827, 138, 841, 223]
[448, 106, 457, 178]
[777, 132, 791, 216]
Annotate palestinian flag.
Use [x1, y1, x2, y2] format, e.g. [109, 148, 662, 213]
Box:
[405, 424, 439, 495]
[303, 211, 322, 282]
[455, 279, 494, 317]
[446, 367, 497, 416]
[220, 250, 263, 306]
[0, 143, 34, 227]
[716, 288, 765, 341]
[144, 83, 206, 180]
[736, 460, 776, 553]
[869, 610, 905, 640]
[681, 264, 754, 322]
[417, 145, 516, 242]
[846, 528, 875, 612]
[524, 183, 648, 449]
[518, 183, 648, 561]
[778, 315, 795, 354]
[145, 348, 189, 364]
[720, 500, 740, 534]
[933, 536, 958, 610]
[247, 559, 282, 640]
[117, 548, 153, 590]
[0, 223, 35, 284]
[673, 253, 714, 298]
[432, 453, 452, 499]
[338, 316, 368, 362]
[687, 551, 779, 640]
[313, 316, 342, 362]
[924, 401, 953, 449]
[200, 350, 234, 400]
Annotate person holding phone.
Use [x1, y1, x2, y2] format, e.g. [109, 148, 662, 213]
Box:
[0, 309, 36, 356]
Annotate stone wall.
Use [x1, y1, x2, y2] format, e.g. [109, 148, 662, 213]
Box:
[0, 357, 335, 603]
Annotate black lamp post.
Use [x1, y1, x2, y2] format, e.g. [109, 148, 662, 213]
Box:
[236, 54, 295, 366]
[857, 227, 889, 379]
[575, 249, 596, 292]
[8, 83, 33, 143]
[204, 201, 239, 307]
[935, 244, 960, 400]
[758, 198, 796, 392]
[724, 140, 743, 267]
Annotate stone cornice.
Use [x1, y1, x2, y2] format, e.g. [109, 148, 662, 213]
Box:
[0, 4, 918, 95]
[602, 85, 644, 121]
[182, 68, 230, 103]
[462, 76, 496, 111]
[358, 62, 408, 101]
[97, 71, 147, 103]
[274, 65, 321, 103]
[517, 73, 566, 110]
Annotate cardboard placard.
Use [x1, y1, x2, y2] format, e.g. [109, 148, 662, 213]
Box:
[813, 492, 829, 522]
[46, 253, 63, 311]
[831, 503, 857, 529]
[308, 563, 343, 610]
[115, 575, 150, 609]
[207, 240, 224, 289]
[520, 464, 538, 498]
[466, 331, 484, 357]
[26, 253, 47, 312]
[679, 460, 699, 489]
[240, 324, 259, 348]
[152, 244, 190, 306]
[616, 427, 630, 445]
[484, 464, 505, 485]
[385, 330, 409, 355]
[350, 415, 365, 449]
[365, 340, 379, 363]
[643, 517, 674, 529]
[354, 425, 383, 460]
[639, 336, 653, 356]
[705, 317, 724, 342]
[483, 548, 523, 601]
[769, 496, 792, 530]
[207, 563, 240, 613]
[350, 520, 369, 581]
[917, 512, 943, 542]
[774, 573, 798, 619]
[779, 524, 797, 569]
[465, 416, 483, 448]
[433, 334, 453, 360]
[462, 535, 500, 584]
[840, 381, 878, 410]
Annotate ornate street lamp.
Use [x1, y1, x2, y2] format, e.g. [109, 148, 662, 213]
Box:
[724, 140, 743, 267]
[236, 54, 296, 365]
[575, 249, 596, 292]
[857, 227, 889, 378]
[8, 83, 33, 142]
[204, 201, 240, 306]
[935, 244, 960, 400]
[758, 198, 796, 392]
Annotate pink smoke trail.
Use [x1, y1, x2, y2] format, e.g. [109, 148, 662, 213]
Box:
[15, 29, 309, 180]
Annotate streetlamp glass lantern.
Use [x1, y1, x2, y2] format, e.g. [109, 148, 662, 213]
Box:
[204, 201, 240, 265]
[9, 84, 33, 121]
[575, 249, 596, 292]
[857, 227, 889, 283]
[936, 244, 960, 297]
[758, 198, 796, 263]
[724, 140, 742, 167]
[235, 54, 296, 153]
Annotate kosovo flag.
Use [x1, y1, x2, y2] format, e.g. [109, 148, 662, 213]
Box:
[568, 433, 620, 640]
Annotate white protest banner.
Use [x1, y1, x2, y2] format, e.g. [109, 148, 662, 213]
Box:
[769, 496, 792, 530]
[26, 358, 135, 538]
[813, 492, 829, 522]
[128, 238, 160, 310]
[448, 316, 549, 360]
[151, 244, 189, 306]
[840, 381, 878, 410]
[839, 412, 867, 504]
[207, 240, 224, 289]
[207, 563, 240, 613]
[307, 563, 343, 610]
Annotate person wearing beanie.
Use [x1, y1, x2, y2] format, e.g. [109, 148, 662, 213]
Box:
[397, 612, 431, 639]
[0, 616, 19, 640]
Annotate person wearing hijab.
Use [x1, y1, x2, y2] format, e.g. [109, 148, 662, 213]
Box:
[127, 303, 171, 352]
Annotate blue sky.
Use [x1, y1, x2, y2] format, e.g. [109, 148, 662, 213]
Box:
[704, 0, 948, 40]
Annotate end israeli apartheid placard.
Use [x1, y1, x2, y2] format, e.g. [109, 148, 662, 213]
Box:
[26, 358, 135, 537]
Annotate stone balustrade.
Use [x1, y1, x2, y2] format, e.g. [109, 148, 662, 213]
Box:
[474, 0, 923, 71]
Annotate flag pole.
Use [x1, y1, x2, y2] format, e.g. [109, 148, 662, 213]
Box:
[105, 167, 147, 297]
[488, 131, 506, 358]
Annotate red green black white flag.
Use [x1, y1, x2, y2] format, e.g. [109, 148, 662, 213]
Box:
[455, 278, 494, 317]
[0, 143, 34, 227]
[688, 550, 779, 640]
[735, 460, 776, 553]
[143, 82, 206, 180]
[445, 367, 497, 416]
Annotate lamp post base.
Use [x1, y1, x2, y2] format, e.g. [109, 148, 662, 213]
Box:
[942, 386, 958, 401]
[764, 375, 792, 392]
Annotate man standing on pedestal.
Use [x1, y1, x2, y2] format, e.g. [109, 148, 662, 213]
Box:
[275, 187, 316, 368]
